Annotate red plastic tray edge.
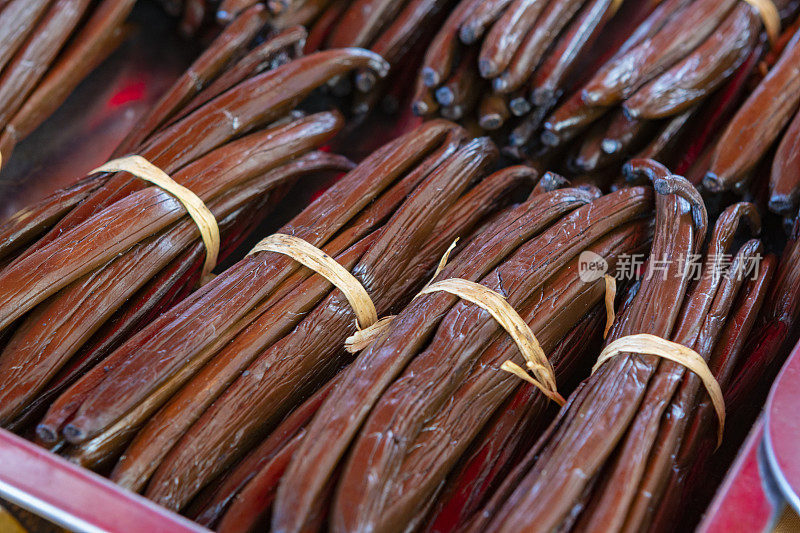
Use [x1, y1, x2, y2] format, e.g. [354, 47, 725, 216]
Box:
[0, 429, 208, 532]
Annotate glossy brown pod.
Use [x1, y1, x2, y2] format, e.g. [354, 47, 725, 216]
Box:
[705, 28, 800, 193]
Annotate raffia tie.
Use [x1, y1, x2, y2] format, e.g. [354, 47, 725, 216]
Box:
[91, 155, 220, 284]
[744, 0, 781, 46]
[263, 235, 564, 405]
[248, 233, 378, 329]
[420, 278, 565, 405]
[603, 274, 617, 339]
[593, 333, 725, 445]
[344, 239, 459, 353]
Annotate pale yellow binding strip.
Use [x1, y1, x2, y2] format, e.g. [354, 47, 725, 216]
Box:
[418, 278, 565, 406]
[0, 504, 26, 533]
[249, 233, 378, 329]
[603, 274, 617, 339]
[91, 155, 220, 284]
[344, 239, 459, 353]
[744, 0, 781, 47]
[593, 333, 725, 445]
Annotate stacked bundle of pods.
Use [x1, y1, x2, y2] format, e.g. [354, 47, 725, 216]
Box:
[131, 160, 656, 530]
[465, 167, 775, 533]
[46, 120, 521, 496]
[415, 0, 799, 184]
[0, 14, 389, 436]
[162, 0, 460, 113]
[0, 0, 137, 164]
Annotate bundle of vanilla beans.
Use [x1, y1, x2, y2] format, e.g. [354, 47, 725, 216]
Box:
[0, 0, 137, 164]
[0, 19, 391, 433]
[41, 120, 527, 496]
[704, 24, 800, 218]
[268, 174, 653, 533]
[142, 162, 658, 530]
[465, 166, 775, 532]
[414, 0, 800, 183]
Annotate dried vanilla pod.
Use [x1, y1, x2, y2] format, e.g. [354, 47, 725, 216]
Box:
[425, 308, 607, 533]
[705, 25, 800, 214]
[0, 0, 137, 165]
[189, 373, 343, 528]
[725, 213, 800, 412]
[620, 249, 776, 533]
[646, 253, 776, 532]
[113, 4, 276, 156]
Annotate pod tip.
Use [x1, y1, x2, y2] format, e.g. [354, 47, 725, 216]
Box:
[478, 59, 497, 79]
[459, 25, 478, 45]
[422, 68, 439, 88]
[412, 100, 430, 116]
[435, 86, 455, 107]
[702, 172, 724, 193]
[36, 424, 58, 444]
[479, 115, 502, 130]
[768, 196, 796, 216]
[509, 97, 531, 117]
[540, 129, 560, 147]
[62, 424, 85, 444]
[601, 139, 621, 155]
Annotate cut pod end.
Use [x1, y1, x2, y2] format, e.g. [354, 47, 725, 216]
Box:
[540, 128, 561, 147]
[422, 68, 440, 88]
[36, 424, 59, 445]
[62, 424, 86, 444]
[702, 172, 725, 193]
[459, 24, 479, 45]
[478, 59, 498, 79]
[769, 195, 797, 216]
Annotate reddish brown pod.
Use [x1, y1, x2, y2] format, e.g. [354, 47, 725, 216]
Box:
[705, 26, 800, 213]
[0, 0, 137, 165]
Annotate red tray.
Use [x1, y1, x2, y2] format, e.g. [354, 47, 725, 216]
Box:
[0, 430, 207, 532]
[700, 336, 800, 531]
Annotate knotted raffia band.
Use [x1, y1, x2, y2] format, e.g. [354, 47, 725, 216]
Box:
[344, 239, 459, 352]
[418, 278, 565, 406]
[744, 0, 781, 46]
[91, 155, 220, 284]
[248, 233, 378, 329]
[593, 333, 725, 445]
